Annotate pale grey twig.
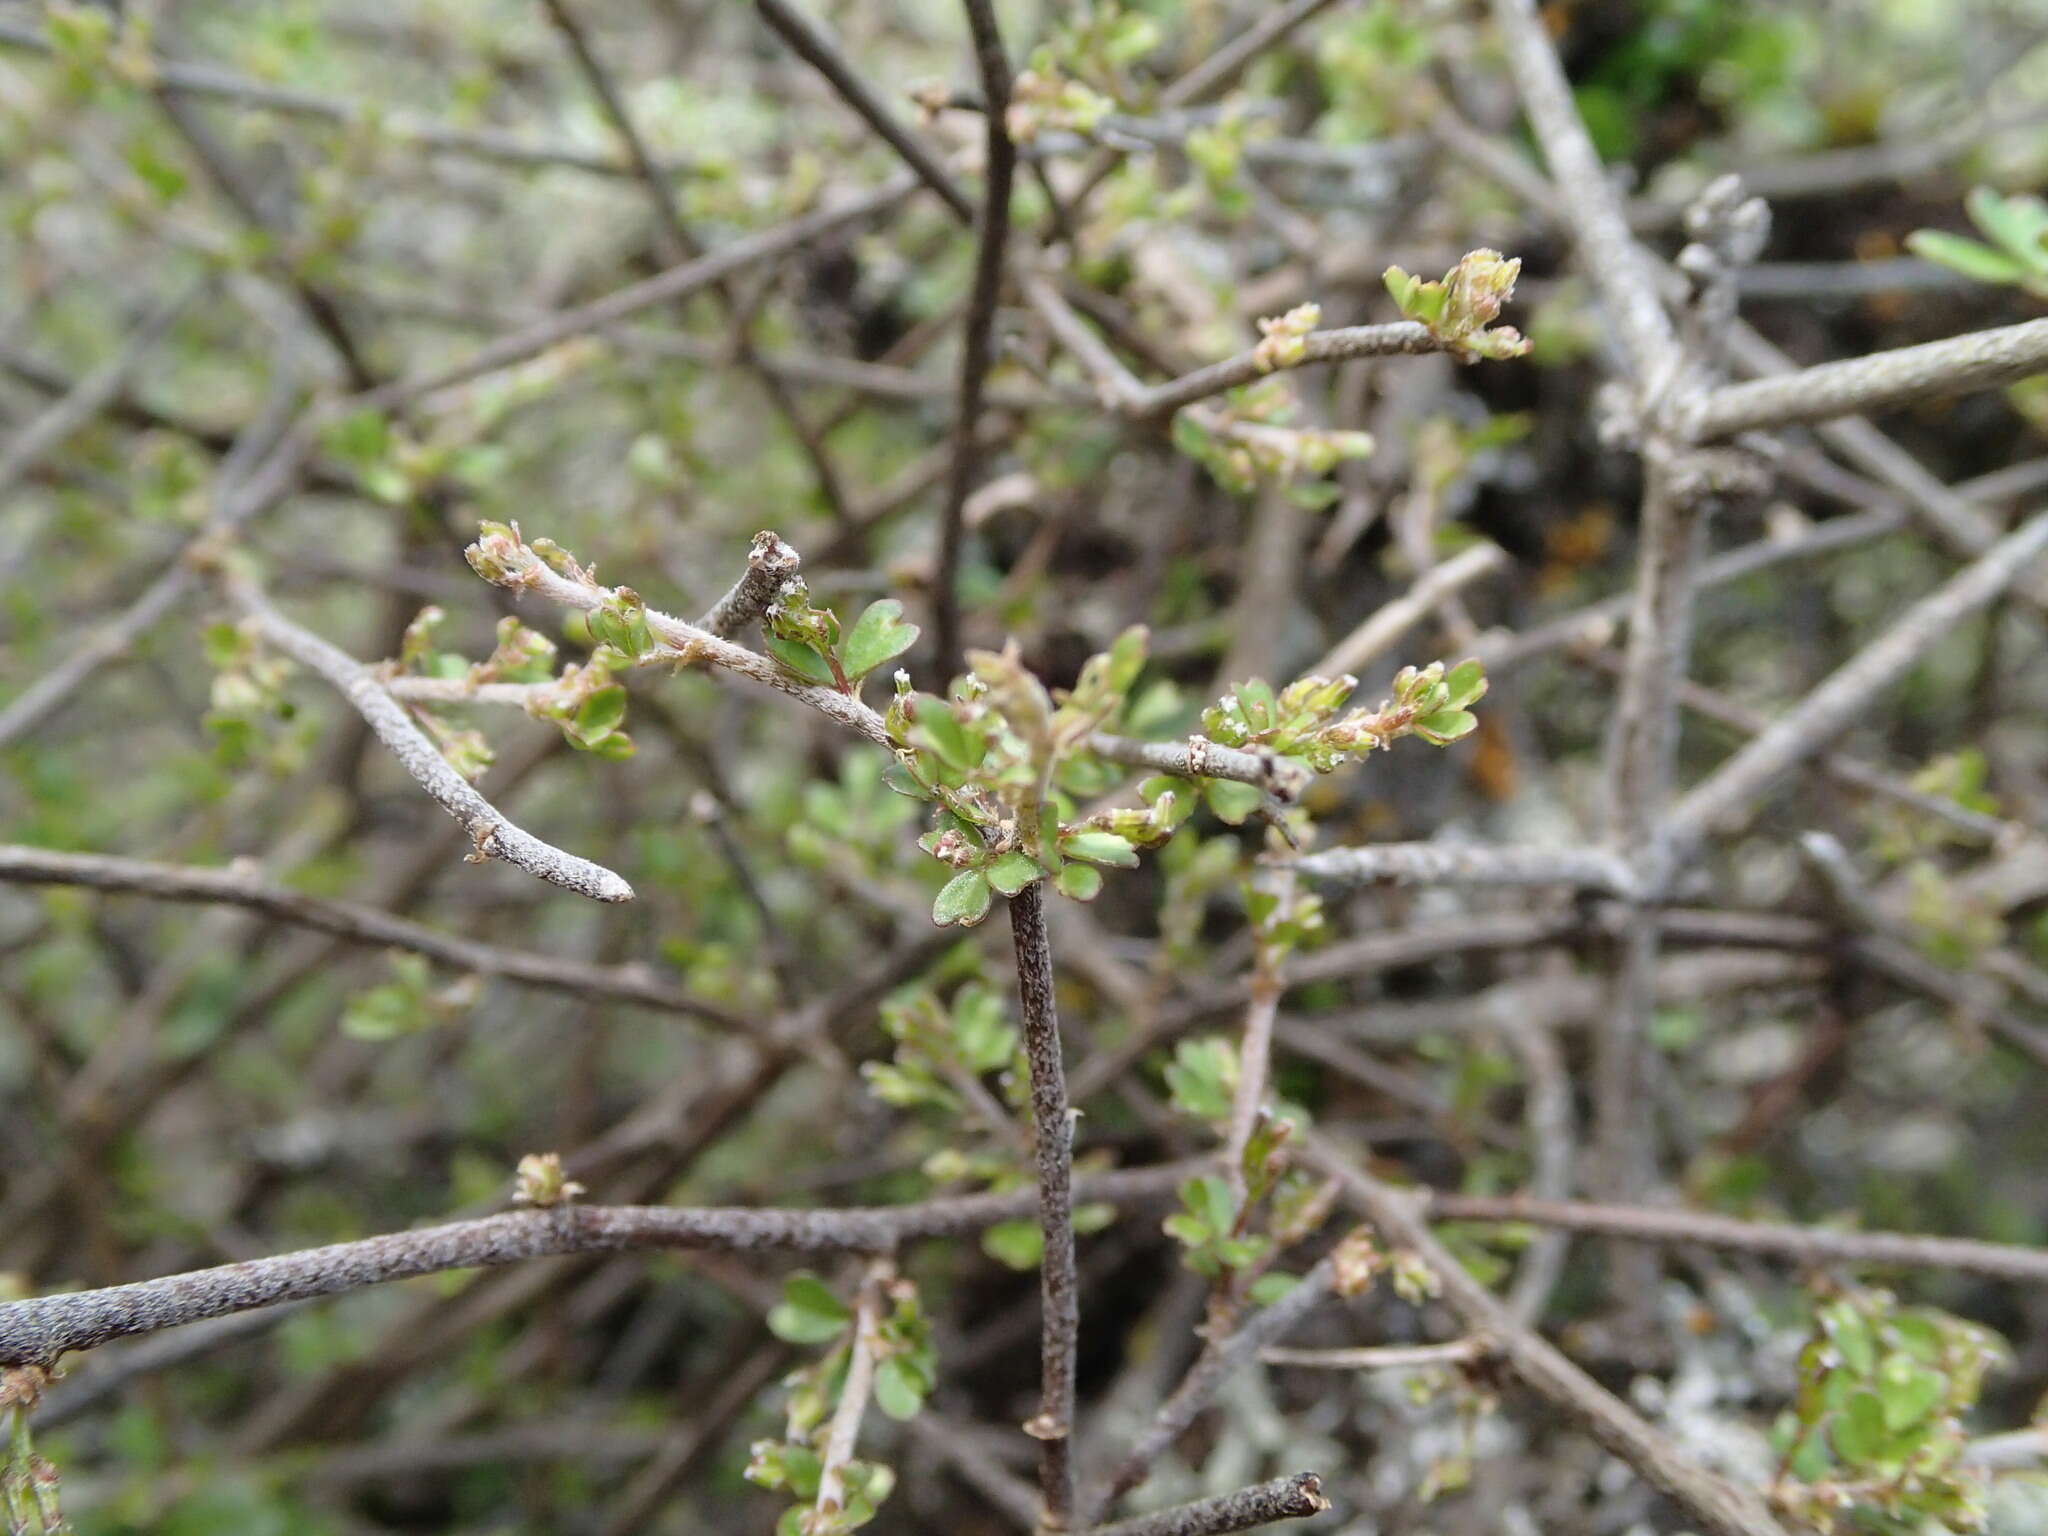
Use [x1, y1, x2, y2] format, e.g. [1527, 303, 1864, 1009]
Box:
[0, 282, 197, 497]
[1289, 841, 1638, 898]
[1135, 322, 1439, 420]
[1088, 1472, 1329, 1536]
[1425, 1192, 2048, 1285]
[1684, 318, 2048, 443]
[0, 844, 743, 1029]
[1312, 541, 1507, 678]
[227, 578, 634, 902]
[1668, 511, 2048, 852]
[1087, 734, 1313, 803]
[0, 1165, 1188, 1369]
[698, 529, 802, 638]
[1306, 1140, 1790, 1536]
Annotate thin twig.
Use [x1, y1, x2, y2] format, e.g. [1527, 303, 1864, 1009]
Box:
[1088, 1472, 1329, 1536]
[1311, 541, 1507, 679]
[226, 576, 634, 902]
[1288, 842, 1639, 898]
[751, 0, 974, 221]
[698, 530, 802, 639]
[932, 0, 1018, 669]
[1683, 317, 2048, 442]
[813, 1259, 892, 1526]
[1305, 1140, 1790, 1536]
[1260, 1340, 1482, 1370]
[0, 1165, 1190, 1369]
[1134, 323, 1439, 420]
[1422, 1193, 2048, 1284]
[1668, 511, 2048, 852]
[0, 845, 742, 1029]
[1010, 881, 1079, 1531]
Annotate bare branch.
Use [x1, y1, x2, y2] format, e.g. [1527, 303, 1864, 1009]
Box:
[1305, 1140, 1790, 1536]
[227, 577, 634, 902]
[1311, 541, 1507, 679]
[1261, 1341, 1483, 1371]
[814, 1260, 891, 1525]
[0, 1165, 1189, 1369]
[1088, 1472, 1329, 1536]
[1086, 734, 1312, 803]
[1134, 323, 1439, 420]
[1685, 318, 2048, 442]
[1485, 0, 1680, 390]
[751, 0, 974, 222]
[1010, 881, 1079, 1530]
[1668, 511, 2048, 852]
[698, 529, 802, 639]
[0, 844, 743, 1029]
[932, 0, 1019, 668]
[1288, 841, 1639, 898]
[1424, 1192, 2048, 1284]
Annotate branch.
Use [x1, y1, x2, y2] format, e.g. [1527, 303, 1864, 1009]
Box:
[698, 529, 802, 639]
[1088, 1473, 1329, 1536]
[0, 282, 198, 498]
[0, 844, 743, 1029]
[1486, 0, 1680, 390]
[226, 577, 634, 902]
[1288, 842, 1639, 898]
[1668, 510, 2048, 853]
[0, 1165, 1190, 1369]
[1133, 322, 1439, 420]
[1086, 734, 1312, 803]
[932, 0, 1018, 668]
[1422, 1193, 2048, 1285]
[813, 1260, 891, 1526]
[1310, 540, 1507, 679]
[356, 176, 917, 412]
[1010, 882, 1079, 1531]
[1088, 1256, 1338, 1518]
[1684, 317, 2048, 442]
[751, 0, 974, 222]
[1304, 1140, 1790, 1536]
[1261, 1341, 1483, 1371]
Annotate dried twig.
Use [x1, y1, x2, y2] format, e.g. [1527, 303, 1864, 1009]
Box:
[1087, 1472, 1329, 1536]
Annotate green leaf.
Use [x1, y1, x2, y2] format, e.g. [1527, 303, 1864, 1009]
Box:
[1830, 1388, 1891, 1468]
[874, 1355, 927, 1420]
[1247, 1271, 1299, 1305]
[573, 685, 628, 744]
[1905, 229, 2028, 286]
[982, 1219, 1042, 1270]
[768, 1273, 851, 1343]
[840, 599, 920, 684]
[764, 635, 838, 687]
[1203, 779, 1264, 825]
[1054, 862, 1103, 901]
[1965, 186, 2048, 265]
[1413, 708, 1477, 744]
[987, 851, 1042, 896]
[932, 871, 993, 928]
[1876, 1355, 1945, 1431]
[1061, 830, 1139, 867]
[1442, 659, 1487, 711]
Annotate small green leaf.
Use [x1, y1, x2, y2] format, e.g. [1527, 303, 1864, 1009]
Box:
[1905, 229, 2028, 286]
[1061, 830, 1139, 867]
[1830, 1388, 1890, 1468]
[1966, 186, 2048, 265]
[573, 685, 628, 744]
[933, 871, 993, 927]
[987, 851, 1042, 896]
[874, 1354, 926, 1420]
[983, 1219, 1043, 1270]
[840, 599, 920, 684]
[1248, 1271, 1299, 1306]
[1413, 708, 1477, 744]
[1204, 778, 1264, 825]
[1442, 659, 1487, 711]
[765, 635, 837, 687]
[767, 1272, 851, 1343]
[1055, 863, 1103, 901]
